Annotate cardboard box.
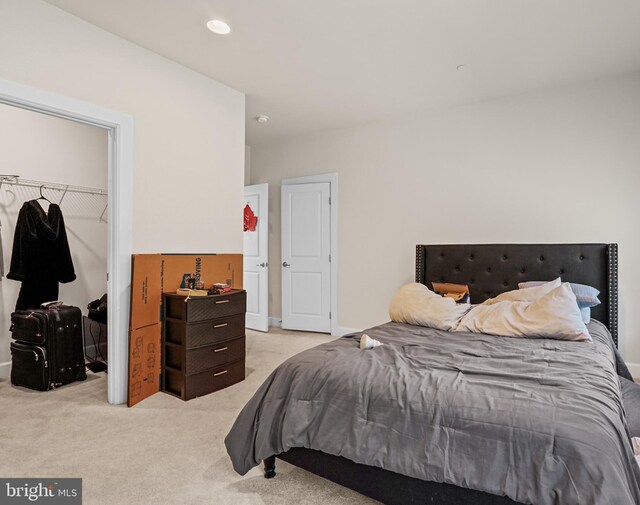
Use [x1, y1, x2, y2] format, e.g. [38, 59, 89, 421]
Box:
[128, 253, 242, 406]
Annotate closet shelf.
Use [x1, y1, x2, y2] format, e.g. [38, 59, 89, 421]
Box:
[0, 175, 108, 221]
[0, 175, 107, 196]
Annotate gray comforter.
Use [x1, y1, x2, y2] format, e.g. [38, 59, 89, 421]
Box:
[225, 320, 640, 505]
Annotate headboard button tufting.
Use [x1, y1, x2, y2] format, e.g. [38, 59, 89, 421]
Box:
[416, 243, 617, 346]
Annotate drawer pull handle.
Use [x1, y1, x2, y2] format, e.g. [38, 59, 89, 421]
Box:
[214, 347, 228, 353]
[213, 323, 228, 328]
[216, 300, 230, 304]
[214, 370, 228, 377]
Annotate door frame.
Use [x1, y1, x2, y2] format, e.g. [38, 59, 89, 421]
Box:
[0, 77, 134, 405]
[281, 173, 338, 336]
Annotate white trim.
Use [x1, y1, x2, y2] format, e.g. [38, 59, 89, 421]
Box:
[0, 78, 133, 405]
[627, 363, 640, 379]
[336, 327, 361, 337]
[268, 317, 283, 328]
[282, 173, 339, 336]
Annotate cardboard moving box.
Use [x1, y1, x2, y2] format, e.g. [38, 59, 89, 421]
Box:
[128, 253, 243, 406]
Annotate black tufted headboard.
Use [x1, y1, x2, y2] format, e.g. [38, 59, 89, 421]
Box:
[415, 243, 618, 346]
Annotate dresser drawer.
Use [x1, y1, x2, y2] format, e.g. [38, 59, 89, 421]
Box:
[165, 337, 245, 375]
[163, 359, 245, 400]
[165, 291, 246, 322]
[165, 313, 245, 349]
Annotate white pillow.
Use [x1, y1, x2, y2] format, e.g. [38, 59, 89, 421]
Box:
[389, 283, 471, 331]
[482, 278, 561, 305]
[455, 283, 590, 341]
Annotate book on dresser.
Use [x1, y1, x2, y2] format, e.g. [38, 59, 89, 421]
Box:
[162, 289, 246, 400]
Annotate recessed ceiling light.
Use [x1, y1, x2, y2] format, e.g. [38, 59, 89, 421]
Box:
[456, 64, 468, 71]
[255, 115, 269, 124]
[206, 19, 231, 35]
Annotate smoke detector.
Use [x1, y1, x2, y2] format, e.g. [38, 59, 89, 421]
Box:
[255, 115, 269, 124]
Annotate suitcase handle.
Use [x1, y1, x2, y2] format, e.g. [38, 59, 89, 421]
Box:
[41, 301, 64, 309]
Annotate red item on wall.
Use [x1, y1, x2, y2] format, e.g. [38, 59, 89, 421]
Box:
[244, 204, 258, 232]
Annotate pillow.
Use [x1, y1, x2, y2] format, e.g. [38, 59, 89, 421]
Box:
[455, 283, 591, 341]
[580, 307, 591, 324]
[389, 283, 470, 331]
[518, 281, 600, 308]
[482, 278, 561, 305]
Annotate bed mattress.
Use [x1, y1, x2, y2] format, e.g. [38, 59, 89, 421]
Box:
[225, 320, 640, 505]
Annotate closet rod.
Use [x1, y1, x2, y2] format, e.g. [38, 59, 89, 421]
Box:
[0, 175, 107, 196]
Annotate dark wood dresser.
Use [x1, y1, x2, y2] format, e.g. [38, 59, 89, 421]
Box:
[162, 289, 246, 400]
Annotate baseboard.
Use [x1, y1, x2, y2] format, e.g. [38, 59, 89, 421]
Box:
[335, 327, 361, 337]
[627, 362, 640, 379]
[268, 317, 359, 337]
[0, 360, 10, 379]
[269, 317, 282, 328]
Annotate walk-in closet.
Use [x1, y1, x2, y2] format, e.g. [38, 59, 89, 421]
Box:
[0, 102, 108, 390]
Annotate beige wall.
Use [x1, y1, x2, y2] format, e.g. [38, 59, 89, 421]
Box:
[0, 104, 108, 373]
[251, 74, 640, 362]
[0, 0, 245, 255]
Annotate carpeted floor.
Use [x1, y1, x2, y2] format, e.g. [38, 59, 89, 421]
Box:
[0, 328, 379, 505]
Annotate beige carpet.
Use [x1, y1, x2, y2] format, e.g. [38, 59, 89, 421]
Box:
[0, 328, 379, 505]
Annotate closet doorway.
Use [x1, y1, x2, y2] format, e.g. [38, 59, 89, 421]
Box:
[0, 77, 133, 405]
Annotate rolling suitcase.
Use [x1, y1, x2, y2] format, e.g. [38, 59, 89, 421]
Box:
[10, 303, 87, 390]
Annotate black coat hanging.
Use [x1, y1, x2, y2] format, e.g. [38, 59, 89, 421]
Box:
[7, 200, 76, 310]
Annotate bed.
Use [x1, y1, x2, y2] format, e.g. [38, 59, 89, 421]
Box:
[226, 243, 640, 505]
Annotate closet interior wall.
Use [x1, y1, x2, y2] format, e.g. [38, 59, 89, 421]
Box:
[0, 103, 108, 378]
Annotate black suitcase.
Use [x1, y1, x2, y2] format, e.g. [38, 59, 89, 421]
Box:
[10, 304, 87, 390]
[10, 341, 49, 391]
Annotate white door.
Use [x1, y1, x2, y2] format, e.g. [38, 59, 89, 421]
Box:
[281, 182, 331, 332]
[243, 184, 269, 332]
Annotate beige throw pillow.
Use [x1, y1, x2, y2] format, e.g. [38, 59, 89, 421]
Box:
[389, 283, 470, 331]
[482, 278, 561, 305]
[456, 283, 590, 341]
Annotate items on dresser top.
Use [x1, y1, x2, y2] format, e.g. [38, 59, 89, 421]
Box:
[162, 289, 246, 400]
[176, 288, 208, 297]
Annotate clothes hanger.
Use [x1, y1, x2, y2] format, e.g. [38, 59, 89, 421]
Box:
[37, 185, 52, 204]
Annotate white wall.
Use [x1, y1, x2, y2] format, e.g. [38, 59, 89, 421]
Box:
[245, 145, 251, 185]
[251, 74, 640, 362]
[0, 0, 245, 257]
[0, 103, 108, 375]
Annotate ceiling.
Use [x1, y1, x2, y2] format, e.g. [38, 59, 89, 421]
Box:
[44, 0, 640, 146]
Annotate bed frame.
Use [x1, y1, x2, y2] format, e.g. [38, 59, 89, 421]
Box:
[264, 243, 619, 504]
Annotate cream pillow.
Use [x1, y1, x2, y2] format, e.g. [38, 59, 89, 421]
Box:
[389, 283, 470, 331]
[456, 283, 590, 341]
[482, 277, 561, 305]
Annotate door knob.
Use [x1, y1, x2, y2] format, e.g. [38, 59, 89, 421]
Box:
[282, 262, 290, 267]
[257, 262, 268, 267]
